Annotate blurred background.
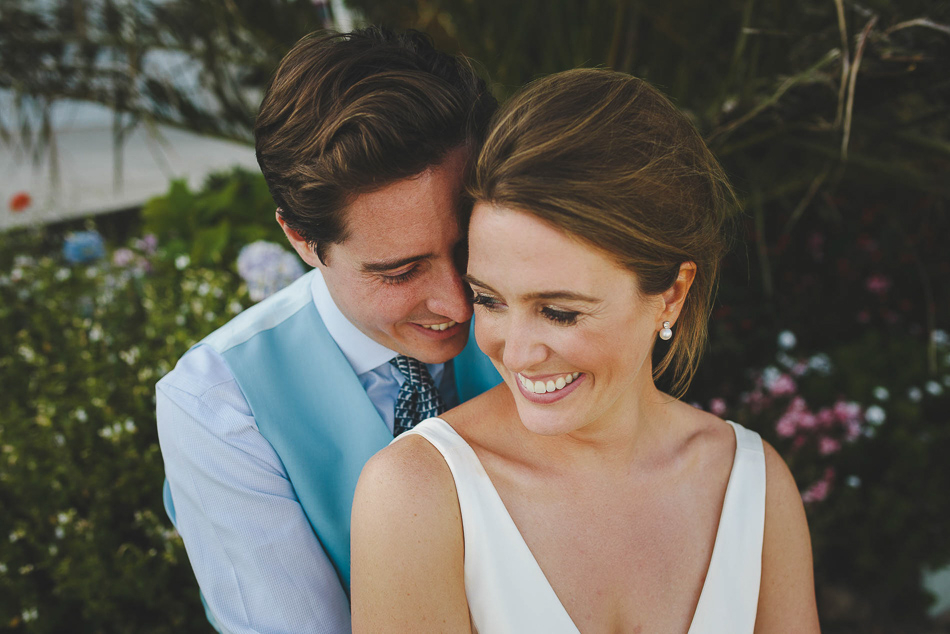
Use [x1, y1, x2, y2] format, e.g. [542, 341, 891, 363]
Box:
[1, 0, 948, 631]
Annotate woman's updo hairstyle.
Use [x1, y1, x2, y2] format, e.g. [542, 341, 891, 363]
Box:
[470, 68, 738, 397]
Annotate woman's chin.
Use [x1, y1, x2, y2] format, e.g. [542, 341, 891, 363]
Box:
[514, 406, 583, 437]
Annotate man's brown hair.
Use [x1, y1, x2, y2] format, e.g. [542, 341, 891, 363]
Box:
[471, 69, 739, 397]
[255, 27, 497, 263]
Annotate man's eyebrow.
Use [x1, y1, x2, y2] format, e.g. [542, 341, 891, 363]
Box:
[464, 275, 601, 303]
[360, 254, 432, 273]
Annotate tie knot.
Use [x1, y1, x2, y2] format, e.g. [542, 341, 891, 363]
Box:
[390, 355, 436, 389]
[390, 355, 445, 436]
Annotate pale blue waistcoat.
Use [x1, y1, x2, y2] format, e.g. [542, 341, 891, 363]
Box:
[163, 270, 500, 592]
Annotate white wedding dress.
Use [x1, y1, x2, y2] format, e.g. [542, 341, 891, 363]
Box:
[394, 418, 766, 634]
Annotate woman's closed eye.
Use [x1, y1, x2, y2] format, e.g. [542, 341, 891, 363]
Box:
[472, 292, 505, 310]
[541, 306, 580, 326]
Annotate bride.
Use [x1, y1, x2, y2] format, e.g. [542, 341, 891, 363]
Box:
[350, 69, 820, 633]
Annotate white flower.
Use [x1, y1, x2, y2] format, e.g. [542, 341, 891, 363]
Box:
[175, 254, 191, 270]
[55, 527, 65, 539]
[74, 408, 88, 423]
[777, 330, 797, 350]
[846, 475, 861, 488]
[872, 386, 889, 401]
[18, 345, 35, 363]
[925, 380, 943, 396]
[0, 563, 7, 573]
[175, 314, 186, 326]
[89, 325, 103, 342]
[22, 607, 38, 622]
[197, 282, 211, 297]
[808, 353, 833, 375]
[908, 387, 923, 402]
[124, 419, 136, 433]
[54, 268, 71, 281]
[775, 351, 796, 369]
[933, 329, 949, 347]
[761, 366, 781, 388]
[228, 301, 243, 315]
[865, 405, 886, 426]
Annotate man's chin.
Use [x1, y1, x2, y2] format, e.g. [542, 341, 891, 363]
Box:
[398, 321, 469, 364]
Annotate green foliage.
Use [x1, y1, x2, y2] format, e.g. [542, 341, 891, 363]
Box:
[141, 168, 285, 266]
[0, 225, 251, 632]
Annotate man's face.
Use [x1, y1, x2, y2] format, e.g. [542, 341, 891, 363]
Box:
[283, 147, 473, 364]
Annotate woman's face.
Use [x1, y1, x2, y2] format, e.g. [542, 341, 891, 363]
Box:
[467, 203, 666, 437]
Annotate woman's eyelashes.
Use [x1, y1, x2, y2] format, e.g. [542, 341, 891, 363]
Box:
[541, 306, 580, 325]
[472, 292, 580, 326]
[472, 292, 504, 310]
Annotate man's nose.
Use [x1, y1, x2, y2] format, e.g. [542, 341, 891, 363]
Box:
[426, 262, 474, 323]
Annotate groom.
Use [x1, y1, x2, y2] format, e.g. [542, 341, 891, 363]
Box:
[156, 28, 499, 632]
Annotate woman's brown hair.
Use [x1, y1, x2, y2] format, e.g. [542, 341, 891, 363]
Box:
[470, 69, 739, 397]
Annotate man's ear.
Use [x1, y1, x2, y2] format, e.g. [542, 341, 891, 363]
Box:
[276, 210, 323, 269]
[658, 262, 697, 328]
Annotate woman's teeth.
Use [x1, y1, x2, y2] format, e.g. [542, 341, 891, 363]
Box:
[518, 372, 581, 394]
[421, 320, 457, 331]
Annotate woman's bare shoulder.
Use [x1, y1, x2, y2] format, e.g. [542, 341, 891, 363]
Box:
[355, 433, 458, 514]
[754, 439, 821, 632]
[351, 436, 471, 632]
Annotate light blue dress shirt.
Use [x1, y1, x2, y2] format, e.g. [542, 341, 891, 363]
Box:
[156, 271, 457, 633]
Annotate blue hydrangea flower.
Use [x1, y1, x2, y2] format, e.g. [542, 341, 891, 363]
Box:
[63, 231, 105, 264]
[237, 241, 305, 302]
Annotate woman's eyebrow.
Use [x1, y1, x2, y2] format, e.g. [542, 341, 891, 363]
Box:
[464, 274, 600, 303]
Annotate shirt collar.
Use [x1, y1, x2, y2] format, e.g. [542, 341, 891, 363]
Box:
[310, 269, 399, 375]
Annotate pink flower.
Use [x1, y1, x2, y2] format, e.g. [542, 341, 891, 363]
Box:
[833, 400, 862, 424]
[865, 275, 891, 295]
[801, 467, 835, 503]
[801, 479, 829, 503]
[791, 361, 809, 377]
[768, 373, 797, 397]
[816, 407, 836, 428]
[844, 419, 862, 442]
[775, 413, 798, 438]
[708, 398, 727, 416]
[818, 436, 841, 455]
[787, 396, 808, 413]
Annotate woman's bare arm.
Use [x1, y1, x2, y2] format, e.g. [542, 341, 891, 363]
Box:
[351, 435, 472, 634]
[754, 441, 822, 633]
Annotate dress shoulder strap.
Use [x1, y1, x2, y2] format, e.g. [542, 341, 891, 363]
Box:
[393, 418, 581, 633]
[687, 421, 766, 634]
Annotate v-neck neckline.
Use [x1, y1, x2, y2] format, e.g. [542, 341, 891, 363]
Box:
[435, 418, 743, 634]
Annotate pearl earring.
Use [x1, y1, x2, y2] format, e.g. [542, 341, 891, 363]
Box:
[659, 321, 673, 341]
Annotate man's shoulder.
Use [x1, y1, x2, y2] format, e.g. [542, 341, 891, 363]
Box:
[157, 270, 318, 399]
[157, 344, 236, 399]
[201, 269, 317, 354]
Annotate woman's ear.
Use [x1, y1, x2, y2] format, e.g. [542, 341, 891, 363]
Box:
[276, 210, 323, 269]
[658, 262, 696, 327]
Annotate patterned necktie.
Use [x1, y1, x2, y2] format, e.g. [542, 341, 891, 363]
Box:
[390, 355, 446, 436]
